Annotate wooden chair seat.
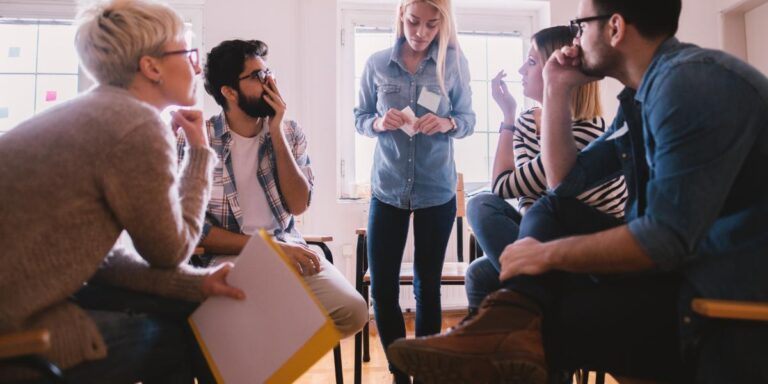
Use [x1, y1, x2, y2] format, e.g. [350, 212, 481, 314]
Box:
[691, 298, 768, 322]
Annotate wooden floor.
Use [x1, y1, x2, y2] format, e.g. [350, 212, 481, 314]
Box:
[295, 311, 618, 384]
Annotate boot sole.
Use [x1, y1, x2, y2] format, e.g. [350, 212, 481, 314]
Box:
[388, 343, 547, 384]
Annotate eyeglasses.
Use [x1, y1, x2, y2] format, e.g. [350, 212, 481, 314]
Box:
[162, 48, 200, 67]
[238, 68, 272, 84]
[569, 14, 612, 38]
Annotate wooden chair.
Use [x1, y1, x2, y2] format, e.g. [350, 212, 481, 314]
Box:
[352, 173, 474, 384]
[0, 329, 66, 383]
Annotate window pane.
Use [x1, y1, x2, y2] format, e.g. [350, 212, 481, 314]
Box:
[0, 24, 38, 73]
[35, 75, 79, 113]
[455, 132, 490, 183]
[0, 74, 36, 132]
[354, 30, 393, 78]
[487, 36, 524, 78]
[458, 35, 487, 81]
[488, 132, 500, 178]
[37, 24, 79, 74]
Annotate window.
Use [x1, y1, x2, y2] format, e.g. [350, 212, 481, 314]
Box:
[0, 20, 81, 133]
[0, 1, 204, 134]
[339, 8, 537, 199]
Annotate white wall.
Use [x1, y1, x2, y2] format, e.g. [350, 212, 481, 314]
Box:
[745, 2, 768, 74]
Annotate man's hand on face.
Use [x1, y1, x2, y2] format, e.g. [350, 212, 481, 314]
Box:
[543, 45, 603, 92]
[262, 76, 287, 134]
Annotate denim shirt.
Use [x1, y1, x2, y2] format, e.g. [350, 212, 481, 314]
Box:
[354, 37, 475, 210]
[554, 38, 768, 302]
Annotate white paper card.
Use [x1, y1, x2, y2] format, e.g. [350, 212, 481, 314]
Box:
[417, 87, 441, 113]
[400, 106, 417, 137]
[189, 232, 339, 384]
[606, 123, 629, 141]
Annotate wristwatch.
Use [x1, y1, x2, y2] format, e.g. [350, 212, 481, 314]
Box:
[499, 121, 515, 133]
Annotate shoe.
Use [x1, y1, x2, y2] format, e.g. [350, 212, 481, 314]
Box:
[387, 289, 547, 384]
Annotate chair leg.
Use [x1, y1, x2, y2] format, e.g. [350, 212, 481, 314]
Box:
[456, 217, 464, 262]
[362, 285, 370, 363]
[333, 343, 343, 384]
[595, 371, 606, 384]
[579, 369, 589, 384]
[354, 331, 362, 384]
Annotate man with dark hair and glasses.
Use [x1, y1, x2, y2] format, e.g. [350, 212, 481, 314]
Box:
[176, 39, 367, 339]
[388, 0, 768, 383]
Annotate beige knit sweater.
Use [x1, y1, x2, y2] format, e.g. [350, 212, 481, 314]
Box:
[0, 85, 216, 371]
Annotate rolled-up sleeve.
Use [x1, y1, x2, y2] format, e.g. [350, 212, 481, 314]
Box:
[627, 63, 759, 270]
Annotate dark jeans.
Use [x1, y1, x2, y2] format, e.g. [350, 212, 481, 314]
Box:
[367, 196, 456, 374]
[496, 195, 685, 382]
[15, 284, 214, 384]
[464, 193, 523, 309]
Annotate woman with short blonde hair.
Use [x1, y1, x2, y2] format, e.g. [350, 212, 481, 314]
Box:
[0, 1, 241, 382]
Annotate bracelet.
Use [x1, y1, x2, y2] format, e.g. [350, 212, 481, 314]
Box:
[499, 122, 515, 133]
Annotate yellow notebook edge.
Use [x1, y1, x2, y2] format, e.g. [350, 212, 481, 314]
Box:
[265, 318, 339, 383]
[188, 317, 227, 384]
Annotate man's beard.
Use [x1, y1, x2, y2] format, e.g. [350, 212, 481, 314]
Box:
[238, 92, 275, 118]
[578, 39, 618, 78]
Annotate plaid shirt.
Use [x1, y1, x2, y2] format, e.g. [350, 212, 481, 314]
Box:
[177, 113, 314, 244]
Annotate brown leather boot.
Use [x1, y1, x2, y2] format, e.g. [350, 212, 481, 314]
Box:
[387, 289, 547, 384]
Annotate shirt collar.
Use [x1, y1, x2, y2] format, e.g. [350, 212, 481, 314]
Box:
[210, 112, 231, 140]
[635, 37, 681, 103]
[389, 36, 439, 69]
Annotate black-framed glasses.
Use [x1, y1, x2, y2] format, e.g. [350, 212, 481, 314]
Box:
[569, 14, 612, 38]
[238, 68, 272, 83]
[162, 48, 199, 67]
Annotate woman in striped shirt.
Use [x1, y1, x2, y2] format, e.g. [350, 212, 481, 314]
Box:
[464, 25, 628, 313]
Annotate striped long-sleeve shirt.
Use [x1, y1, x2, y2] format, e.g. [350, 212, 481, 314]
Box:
[492, 107, 628, 218]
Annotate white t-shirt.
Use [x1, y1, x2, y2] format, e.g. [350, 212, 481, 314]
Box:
[229, 123, 279, 235]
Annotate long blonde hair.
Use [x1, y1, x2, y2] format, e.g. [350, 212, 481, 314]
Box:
[532, 26, 602, 120]
[395, 0, 459, 96]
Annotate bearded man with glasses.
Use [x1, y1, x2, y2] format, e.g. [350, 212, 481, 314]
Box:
[176, 39, 367, 340]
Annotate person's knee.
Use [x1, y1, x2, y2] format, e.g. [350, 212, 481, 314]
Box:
[331, 292, 369, 338]
[466, 193, 504, 229]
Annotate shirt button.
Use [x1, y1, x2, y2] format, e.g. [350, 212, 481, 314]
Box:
[621, 153, 628, 159]
[409, 138, 413, 141]
[408, 159, 412, 162]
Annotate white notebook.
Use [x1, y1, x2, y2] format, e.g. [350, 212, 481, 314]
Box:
[189, 230, 340, 383]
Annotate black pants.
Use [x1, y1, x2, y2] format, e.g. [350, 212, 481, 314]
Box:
[499, 195, 685, 382]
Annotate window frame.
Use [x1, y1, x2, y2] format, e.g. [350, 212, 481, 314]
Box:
[338, 4, 540, 200]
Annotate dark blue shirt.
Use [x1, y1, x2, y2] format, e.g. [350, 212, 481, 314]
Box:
[554, 38, 768, 301]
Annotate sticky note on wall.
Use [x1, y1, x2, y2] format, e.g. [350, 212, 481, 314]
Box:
[8, 47, 21, 58]
[45, 91, 57, 102]
[0, 107, 9, 118]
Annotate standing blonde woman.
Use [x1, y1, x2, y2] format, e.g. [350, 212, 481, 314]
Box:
[0, 1, 242, 383]
[354, 0, 475, 381]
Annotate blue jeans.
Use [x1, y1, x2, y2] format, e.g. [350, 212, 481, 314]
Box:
[367, 196, 456, 373]
[464, 193, 523, 309]
[21, 284, 214, 384]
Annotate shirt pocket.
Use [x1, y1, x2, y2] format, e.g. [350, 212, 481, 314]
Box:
[376, 83, 404, 112]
